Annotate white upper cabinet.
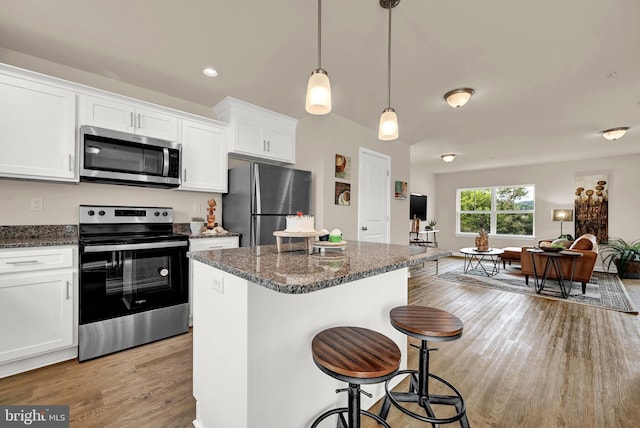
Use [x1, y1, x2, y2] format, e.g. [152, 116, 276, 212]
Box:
[0, 70, 77, 182]
[80, 94, 178, 141]
[213, 97, 297, 164]
[179, 119, 229, 193]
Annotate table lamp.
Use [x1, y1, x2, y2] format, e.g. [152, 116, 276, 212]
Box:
[551, 209, 574, 239]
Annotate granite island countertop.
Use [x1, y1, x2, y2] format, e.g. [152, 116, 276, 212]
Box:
[189, 240, 451, 294]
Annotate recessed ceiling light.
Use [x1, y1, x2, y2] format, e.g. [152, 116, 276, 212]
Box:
[202, 67, 218, 77]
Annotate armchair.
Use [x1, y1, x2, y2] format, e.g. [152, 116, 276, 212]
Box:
[521, 234, 599, 294]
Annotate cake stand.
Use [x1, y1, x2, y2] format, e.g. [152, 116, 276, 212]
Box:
[273, 230, 324, 255]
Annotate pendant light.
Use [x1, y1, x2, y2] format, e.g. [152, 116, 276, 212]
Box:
[305, 0, 331, 115]
[378, 0, 400, 141]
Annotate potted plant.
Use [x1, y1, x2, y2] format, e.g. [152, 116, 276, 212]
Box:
[426, 219, 437, 230]
[190, 216, 205, 234]
[600, 237, 640, 279]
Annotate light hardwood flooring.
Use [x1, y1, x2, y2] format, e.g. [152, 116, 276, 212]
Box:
[1, 257, 639, 427]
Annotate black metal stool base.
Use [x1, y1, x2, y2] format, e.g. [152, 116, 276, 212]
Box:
[380, 369, 469, 427]
[310, 383, 391, 428]
[379, 340, 470, 427]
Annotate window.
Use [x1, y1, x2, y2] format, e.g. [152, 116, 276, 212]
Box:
[457, 185, 535, 236]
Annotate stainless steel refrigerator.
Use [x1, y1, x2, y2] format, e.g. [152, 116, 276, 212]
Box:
[222, 163, 311, 247]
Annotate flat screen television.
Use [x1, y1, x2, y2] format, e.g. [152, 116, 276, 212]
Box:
[409, 194, 427, 221]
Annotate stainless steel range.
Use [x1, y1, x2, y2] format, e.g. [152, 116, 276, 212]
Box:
[78, 205, 189, 361]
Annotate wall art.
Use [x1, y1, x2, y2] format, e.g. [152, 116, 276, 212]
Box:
[575, 173, 608, 243]
[335, 154, 351, 179]
[394, 181, 407, 200]
[335, 182, 351, 206]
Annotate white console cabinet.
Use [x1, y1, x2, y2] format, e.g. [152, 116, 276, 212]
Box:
[188, 236, 239, 325]
[0, 246, 78, 378]
[179, 119, 229, 193]
[80, 94, 178, 141]
[0, 68, 77, 182]
[214, 97, 296, 164]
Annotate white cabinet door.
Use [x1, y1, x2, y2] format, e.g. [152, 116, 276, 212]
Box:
[0, 271, 74, 363]
[214, 97, 296, 164]
[0, 73, 77, 181]
[80, 94, 178, 141]
[179, 119, 229, 193]
[188, 236, 239, 325]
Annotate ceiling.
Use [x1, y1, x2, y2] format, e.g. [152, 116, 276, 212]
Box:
[1, 0, 638, 174]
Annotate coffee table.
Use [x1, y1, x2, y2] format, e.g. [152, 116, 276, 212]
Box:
[460, 247, 504, 277]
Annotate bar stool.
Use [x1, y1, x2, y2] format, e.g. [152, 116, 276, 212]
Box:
[310, 326, 401, 428]
[379, 305, 470, 427]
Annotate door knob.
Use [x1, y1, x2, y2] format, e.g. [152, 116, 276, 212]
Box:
[361, 226, 368, 231]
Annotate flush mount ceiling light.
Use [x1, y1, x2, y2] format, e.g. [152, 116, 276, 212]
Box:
[601, 127, 629, 141]
[441, 153, 456, 162]
[305, 0, 331, 115]
[378, 0, 400, 141]
[444, 88, 474, 108]
[202, 67, 218, 77]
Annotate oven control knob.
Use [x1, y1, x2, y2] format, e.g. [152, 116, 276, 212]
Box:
[162, 211, 168, 217]
[99, 210, 106, 216]
[158, 268, 169, 277]
[87, 210, 95, 216]
[154, 211, 160, 216]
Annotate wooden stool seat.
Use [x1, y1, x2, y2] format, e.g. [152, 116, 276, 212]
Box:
[312, 326, 401, 383]
[310, 326, 401, 428]
[380, 306, 470, 427]
[390, 305, 463, 342]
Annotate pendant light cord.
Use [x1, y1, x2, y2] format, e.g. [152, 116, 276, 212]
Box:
[387, 4, 392, 108]
[317, 0, 322, 69]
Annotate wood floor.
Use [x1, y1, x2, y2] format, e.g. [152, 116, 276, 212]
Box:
[1, 257, 639, 427]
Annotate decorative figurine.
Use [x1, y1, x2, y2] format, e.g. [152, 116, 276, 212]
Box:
[206, 199, 217, 229]
[475, 229, 489, 251]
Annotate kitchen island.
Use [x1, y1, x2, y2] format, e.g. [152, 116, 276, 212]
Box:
[189, 241, 451, 428]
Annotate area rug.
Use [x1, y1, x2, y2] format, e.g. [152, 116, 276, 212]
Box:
[437, 267, 638, 314]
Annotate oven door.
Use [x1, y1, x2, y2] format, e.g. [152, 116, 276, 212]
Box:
[79, 241, 188, 325]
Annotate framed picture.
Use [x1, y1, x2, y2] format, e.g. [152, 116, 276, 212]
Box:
[335, 154, 351, 179]
[335, 182, 351, 206]
[395, 181, 407, 199]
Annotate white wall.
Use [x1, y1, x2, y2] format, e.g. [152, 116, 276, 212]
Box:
[295, 115, 411, 246]
[433, 153, 640, 254]
[0, 179, 221, 225]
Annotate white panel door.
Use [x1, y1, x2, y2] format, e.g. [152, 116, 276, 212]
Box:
[358, 148, 390, 243]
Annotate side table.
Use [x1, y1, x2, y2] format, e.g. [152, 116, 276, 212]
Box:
[526, 249, 583, 298]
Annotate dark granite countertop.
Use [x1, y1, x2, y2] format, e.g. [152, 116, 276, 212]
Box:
[189, 241, 452, 294]
[0, 225, 78, 249]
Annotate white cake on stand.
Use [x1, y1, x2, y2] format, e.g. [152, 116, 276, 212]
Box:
[285, 215, 315, 232]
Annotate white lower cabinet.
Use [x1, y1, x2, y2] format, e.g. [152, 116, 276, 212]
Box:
[0, 246, 78, 378]
[188, 236, 239, 325]
[179, 119, 229, 193]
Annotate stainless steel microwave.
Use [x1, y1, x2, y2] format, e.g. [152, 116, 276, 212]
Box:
[79, 125, 181, 188]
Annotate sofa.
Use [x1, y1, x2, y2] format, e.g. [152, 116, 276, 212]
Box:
[520, 234, 599, 294]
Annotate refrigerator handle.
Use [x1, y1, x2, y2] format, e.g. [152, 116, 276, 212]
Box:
[252, 215, 261, 246]
[253, 163, 262, 215]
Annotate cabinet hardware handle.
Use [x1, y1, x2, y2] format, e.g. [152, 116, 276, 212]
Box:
[183, 168, 187, 182]
[130, 112, 134, 128]
[66, 281, 71, 300]
[7, 260, 39, 265]
[68, 154, 73, 171]
[137, 113, 141, 129]
[208, 245, 224, 249]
